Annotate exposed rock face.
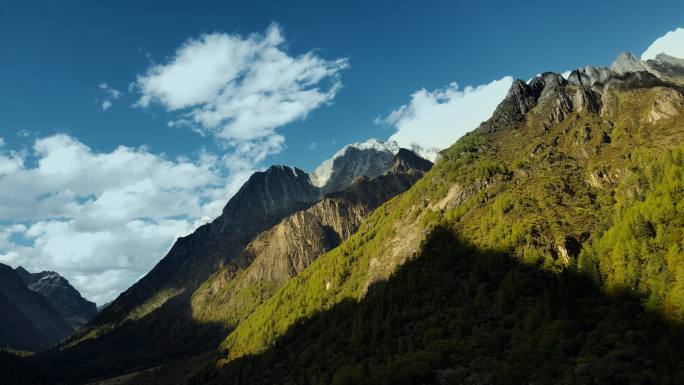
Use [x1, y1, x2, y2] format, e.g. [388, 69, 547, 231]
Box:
[610, 52, 650, 74]
[646, 53, 684, 84]
[482, 52, 684, 135]
[387, 148, 433, 174]
[0, 264, 73, 350]
[609, 52, 684, 85]
[192, 149, 432, 324]
[16, 267, 97, 329]
[310, 138, 400, 194]
[257, 148, 432, 285]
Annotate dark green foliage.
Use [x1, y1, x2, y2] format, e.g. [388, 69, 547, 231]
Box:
[190, 226, 684, 385]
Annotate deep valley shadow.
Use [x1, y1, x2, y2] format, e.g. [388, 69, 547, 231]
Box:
[190, 225, 684, 385]
[1, 292, 228, 385]
[4, 224, 684, 384]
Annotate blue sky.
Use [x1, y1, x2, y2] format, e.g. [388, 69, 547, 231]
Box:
[1, 0, 683, 304]
[2, 0, 683, 170]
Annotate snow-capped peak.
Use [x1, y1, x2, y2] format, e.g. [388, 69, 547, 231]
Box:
[310, 138, 399, 189]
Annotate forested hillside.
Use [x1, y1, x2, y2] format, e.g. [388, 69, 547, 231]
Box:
[196, 65, 684, 384]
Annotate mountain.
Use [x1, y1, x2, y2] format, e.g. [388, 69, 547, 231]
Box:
[310, 138, 400, 193]
[610, 51, 684, 85]
[10, 51, 684, 384]
[0, 291, 48, 352]
[189, 53, 684, 383]
[386, 148, 434, 174]
[48, 164, 325, 379]
[0, 264, 73, 351]
[15, 267, 97, 329]
[191, 149, 432, 327]
[40, 145, 430, 383]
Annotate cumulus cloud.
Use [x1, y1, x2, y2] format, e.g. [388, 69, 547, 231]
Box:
[0, 134, 237, 304]
[642, 27, 684, 60]
[134, 23, 348, 162]
[378, 76, 513, 151]
[98, 83, 122, 111]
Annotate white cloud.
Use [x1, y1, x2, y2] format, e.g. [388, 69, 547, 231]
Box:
[101, 100, 113, 111]
[98, 83, 122, 112]
[379, 76, 513, 151]
[642, 27, 684, 60]
[0, 134, 239, 305]
[133, 23, 348, 167]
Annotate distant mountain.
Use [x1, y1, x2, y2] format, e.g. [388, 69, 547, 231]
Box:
[386, 148, 434, 174]
[611, 52, 684, 85]
[15, 267, 97, 329]
[0, 263, 73, 351]
[310, 138, 400, 193]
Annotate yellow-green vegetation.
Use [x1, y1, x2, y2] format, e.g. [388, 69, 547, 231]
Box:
[221, 82, 684, 365]
[580, 148, 684, 318]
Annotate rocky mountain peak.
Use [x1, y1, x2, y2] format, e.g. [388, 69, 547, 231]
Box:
[14, 267, 97, 330]
[481, 50, 684, 135]
[387, 148, 433, 174]
[218, 164, 321, 231]
[610, 52, 649, 74]
[0, 263, 73, 350]
[310, 138, 400, 194]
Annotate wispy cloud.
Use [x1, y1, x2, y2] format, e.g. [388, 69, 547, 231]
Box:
[98, 82, 122, 111]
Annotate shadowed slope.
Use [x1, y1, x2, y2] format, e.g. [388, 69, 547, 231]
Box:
[193, 226, 684, 385]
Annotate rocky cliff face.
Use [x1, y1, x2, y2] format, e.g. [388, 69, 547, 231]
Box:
[611, 52, 684, 85]
[386, 148, 434, 174]
[192, 149, 432, 325]
[0, 264, 73, 351]
[15, 267, 97, 330]
[0, 291, 49, 352]
[310, 139, 400, 193]
[481, 52, 683, 138]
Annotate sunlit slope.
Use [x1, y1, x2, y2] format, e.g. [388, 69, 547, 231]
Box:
[223, 70, 684, 359]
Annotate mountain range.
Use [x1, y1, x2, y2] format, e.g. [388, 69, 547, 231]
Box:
[2, 50, 684, 384]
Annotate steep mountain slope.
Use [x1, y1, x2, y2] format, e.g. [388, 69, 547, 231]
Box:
[0, 264, 73, 350]
[191, 150, 432, 327]
[15, 267, 97, 330]
[611, 52, 684, 86]
[39, 146, 430, 383]
[79, 165, 321, 337]
[0, 291, 49, 352]
[211, 53, 684, 383]
[195, 227, 684, 385]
